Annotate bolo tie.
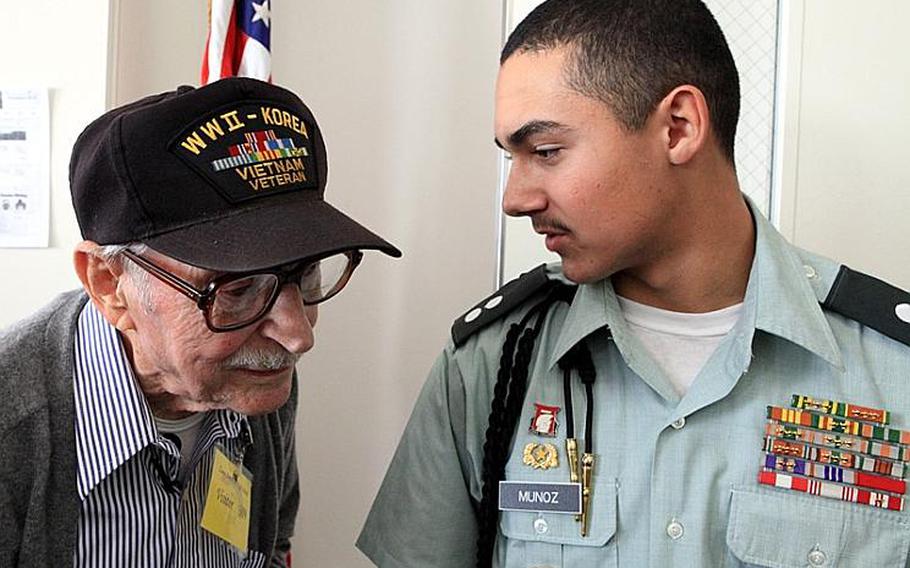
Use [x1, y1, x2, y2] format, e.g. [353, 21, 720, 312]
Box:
[558, 338, 600, 535]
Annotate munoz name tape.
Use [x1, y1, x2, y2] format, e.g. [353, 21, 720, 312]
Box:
[498, 481, 582, 514]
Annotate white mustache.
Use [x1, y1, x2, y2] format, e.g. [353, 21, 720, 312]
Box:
[222, 348, 299, 371]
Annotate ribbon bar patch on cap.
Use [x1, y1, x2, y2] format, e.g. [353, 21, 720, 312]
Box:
[170, 102, 319, 203]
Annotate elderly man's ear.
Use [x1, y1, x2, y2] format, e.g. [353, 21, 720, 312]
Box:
[74, 241, 137, 332]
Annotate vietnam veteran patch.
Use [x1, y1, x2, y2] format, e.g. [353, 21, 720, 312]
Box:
[170, 102, 319, 203]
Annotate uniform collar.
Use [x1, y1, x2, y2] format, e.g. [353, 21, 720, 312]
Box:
[748, 201, 843, 370]
[547, 276, 614, 371]
[547, 197, 843, 378]
[73, 302, 250, 499]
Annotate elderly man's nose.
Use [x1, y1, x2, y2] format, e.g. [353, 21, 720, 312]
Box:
[259, 284, 316, 354]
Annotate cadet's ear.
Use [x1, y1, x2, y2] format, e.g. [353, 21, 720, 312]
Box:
[655, 85, 711, 166]
[73, 241, 137, 332]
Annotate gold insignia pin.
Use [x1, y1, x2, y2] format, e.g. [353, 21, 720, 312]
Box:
[523, 442, 559, 470]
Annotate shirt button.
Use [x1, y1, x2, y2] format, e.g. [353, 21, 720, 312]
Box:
[666, 519, 684, 540]
[533, 518, 549, 535]
[671, 417, 686, 430]
[803, 264, 818, 279]
[807, 547, 827, 566]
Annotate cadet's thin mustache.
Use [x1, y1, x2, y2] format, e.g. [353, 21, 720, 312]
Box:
[532, 216, 570, 234]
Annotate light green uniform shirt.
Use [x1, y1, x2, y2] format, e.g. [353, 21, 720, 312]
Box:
[358, 209, 910, 567]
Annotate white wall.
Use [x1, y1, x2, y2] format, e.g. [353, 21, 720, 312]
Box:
[108, 0, 208, 103]
[0, 0, 110, 323]
[778, 0, 910, 288]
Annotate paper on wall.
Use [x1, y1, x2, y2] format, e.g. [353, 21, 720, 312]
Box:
[0, 88, 50, 247]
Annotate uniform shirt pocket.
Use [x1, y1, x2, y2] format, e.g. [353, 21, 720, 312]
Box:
[498, 469, 617, 568]
[726, 485, 910, 567]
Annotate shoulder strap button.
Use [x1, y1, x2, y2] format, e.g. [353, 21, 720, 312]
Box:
[464, 308, 482, 323]
[823, 265, 910, 346]
[484, 295, 504, 310]
[896, 303, 910, 324]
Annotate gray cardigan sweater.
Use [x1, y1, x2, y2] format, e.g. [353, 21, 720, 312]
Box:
[0, 291, 299, 567]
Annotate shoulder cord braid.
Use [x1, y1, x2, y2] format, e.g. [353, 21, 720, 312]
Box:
[475, 283, 576, 568]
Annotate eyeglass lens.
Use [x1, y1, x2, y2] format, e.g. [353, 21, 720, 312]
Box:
[207, 252, 353, 329]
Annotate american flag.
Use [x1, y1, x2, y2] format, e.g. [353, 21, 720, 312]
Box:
[201, 0, 271, 85]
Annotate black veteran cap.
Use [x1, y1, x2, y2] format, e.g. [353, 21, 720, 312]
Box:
[70, 77, 401, 271]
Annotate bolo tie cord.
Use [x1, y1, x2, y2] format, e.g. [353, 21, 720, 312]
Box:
[558, 339, 598, 535]
[559, 341, 596, 454]
[562, 365, 575, 440]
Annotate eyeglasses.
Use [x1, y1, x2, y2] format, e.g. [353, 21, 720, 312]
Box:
[120, 249, 363, 332]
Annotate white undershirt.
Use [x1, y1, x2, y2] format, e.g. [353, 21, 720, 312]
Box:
[154, 412, 207, 481]
[617, 296, 743, 396]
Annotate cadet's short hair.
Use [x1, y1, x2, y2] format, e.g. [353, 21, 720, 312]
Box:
[502, 0, 740, 163]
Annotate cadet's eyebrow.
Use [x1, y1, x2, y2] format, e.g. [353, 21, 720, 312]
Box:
[494, 120, 569, 150]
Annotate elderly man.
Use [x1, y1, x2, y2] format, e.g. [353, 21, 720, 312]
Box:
[0, 78, 399, 567]
[358, 1, 910, 566]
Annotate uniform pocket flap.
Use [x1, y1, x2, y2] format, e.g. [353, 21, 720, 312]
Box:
[727, 486, 910, 567]
[499, 474, 617, 547]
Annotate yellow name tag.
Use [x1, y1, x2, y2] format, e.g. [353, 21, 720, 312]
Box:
[200, 446, 252, 553]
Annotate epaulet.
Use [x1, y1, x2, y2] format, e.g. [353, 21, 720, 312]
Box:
[822, 265, 910, 347]
[452, 264, 562, 347]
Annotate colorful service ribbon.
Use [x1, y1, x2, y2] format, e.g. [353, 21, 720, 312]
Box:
[763, 453, 906, 494]
[767, 406, 910, 445]
[763, 437, 905, 478]
[791, 394, 890, 425]
[765, 421, 910, 461]
[758, 470, 903, 511]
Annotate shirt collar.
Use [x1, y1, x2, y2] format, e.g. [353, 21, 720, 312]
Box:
[748, 200, 843, 369]
[546, 196, 843, 375]
[73, 302, 250, 499]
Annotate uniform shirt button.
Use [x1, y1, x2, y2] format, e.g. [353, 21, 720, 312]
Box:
[666, 519, 684, 540]
[533, 518, 549, 535]
[807, 547, 827, 566]
[803, 264, 818, 279]
[671, 417, 686, 430]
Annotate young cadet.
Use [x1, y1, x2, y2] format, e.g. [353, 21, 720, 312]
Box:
[358, 1, 910, 566]
[0, 78, 400, 567]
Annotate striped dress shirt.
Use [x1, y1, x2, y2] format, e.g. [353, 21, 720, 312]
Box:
[73, 303, 266, 567]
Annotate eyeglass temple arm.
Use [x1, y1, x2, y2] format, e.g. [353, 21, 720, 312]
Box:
[120, 250, 207, 307]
